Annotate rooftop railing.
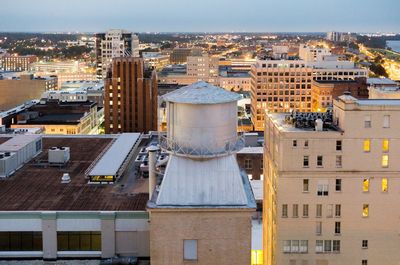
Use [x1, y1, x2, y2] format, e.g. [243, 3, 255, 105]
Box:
[159, 134, 245, 158]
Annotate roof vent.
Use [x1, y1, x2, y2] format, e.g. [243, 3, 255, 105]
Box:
[61, 173, 71, 184]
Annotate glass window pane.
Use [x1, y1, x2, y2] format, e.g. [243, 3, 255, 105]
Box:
[91, 232, 101, 251]
[57, 232, 69, 251]
[20, 233, 33, 251]
[0, 233, 9, 251]
[80, 233, 91, 251]
[69, 233, 80, 251]
[33, 232, 43, 251]
[9, 232, 21, 251]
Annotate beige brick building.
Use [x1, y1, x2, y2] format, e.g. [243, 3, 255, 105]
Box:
[263, 95, 400, 265]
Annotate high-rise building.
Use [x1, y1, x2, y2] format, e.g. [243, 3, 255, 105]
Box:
[0, 55, 37, 72]
[187, 53, 219, 83]
[104, 57, 158, 134]
[148, 81, 256, 265]
[95, 29, 139, 79]
[251, 60, 368, 131]
[263, 95, 400, 265]
[326, 31, 341, 42]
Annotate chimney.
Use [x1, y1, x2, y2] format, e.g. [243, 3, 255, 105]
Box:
[147, 145, 159, 200]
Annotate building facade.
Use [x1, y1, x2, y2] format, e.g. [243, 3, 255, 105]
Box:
[104, 57, 158, 134]
[0, 55, 37, 72]
[95, 29, 139, 79]
[264, 95, 400, 265]
[187, 54, 219, 84]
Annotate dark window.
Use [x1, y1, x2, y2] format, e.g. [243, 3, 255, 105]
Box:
[57, 232, 101, 251]
[292, 140, 297, 147]
[335, 222, 341, 234]
[336, 140, 342, 151]
[303, 156, 309, 167]
[362, 240, 368, 249]
[317, 156, 323, 167]
[336, 179, 342, 192]
[0, 232, 42, 251]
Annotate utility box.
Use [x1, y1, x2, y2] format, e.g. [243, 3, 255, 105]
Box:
[48, 147, 70, 164]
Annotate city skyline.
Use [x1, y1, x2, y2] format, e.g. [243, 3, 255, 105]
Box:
[1, 0, 400, 33]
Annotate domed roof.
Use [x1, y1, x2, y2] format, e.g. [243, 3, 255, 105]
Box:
[162, 81, 241, 104]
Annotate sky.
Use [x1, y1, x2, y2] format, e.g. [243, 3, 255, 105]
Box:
[1, 0, 399, 33]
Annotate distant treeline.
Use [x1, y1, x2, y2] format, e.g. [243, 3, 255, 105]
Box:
[357, 34, 400, 49]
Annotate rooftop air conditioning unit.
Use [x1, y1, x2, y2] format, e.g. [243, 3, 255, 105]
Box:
[48, 147, 70, 164]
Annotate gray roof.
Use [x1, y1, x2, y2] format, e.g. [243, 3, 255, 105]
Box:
[162, 81, 241, 104]
[88, 133, 140, 176]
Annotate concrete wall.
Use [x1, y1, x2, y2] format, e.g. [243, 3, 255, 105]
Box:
[150, 210, 253, 265]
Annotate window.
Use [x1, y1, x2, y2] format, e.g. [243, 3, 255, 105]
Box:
[316, 204, 322, 218]
[362, 178, 370, 192]
[244, 159, 252, 170]
[335, 222, 341, 234]
[183, 239, 197, 261]
[363, 204, 369, 217]
[336, 140, 342, 151]
[303, 179, 309, 192]
[335, 179, 342, 192]
[303, 156, 309, 167]
[304, 140, 309, 148]
[317, 155, 323, 167]
[317, 183, 328, 196]
[300, 240, 308, 253]
[382, 155, 389, 167]
[382, 178, 388, 192]
[383, 115, 390, 128]
[363, 139, 370, 152]
[324, 240, 332, 252]
[292, 140, 297, 147]
[303, 204, 309, 217]
[282, 204, 288, 217]
[382, 139, 389, 152]
[57, 232, 101, 251]
[364, 116, 371, 128]
[362, 240, 368, 249]
[336, 155, 342, 167]
[316, 240, 323, 253]
[327, 204, 333, 218]
[362, 260, 368, 265]
[0, 232, 42, 251]
[293, 204, 299, 218]
[335, 204, 341, 217]
[332, 240, 341, 252]
[316, 222, 322, 235]
[291, 240, 299, 252]
[283, 240, 291, 253]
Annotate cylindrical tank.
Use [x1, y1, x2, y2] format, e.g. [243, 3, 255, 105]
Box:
[163, 81, 241, 156]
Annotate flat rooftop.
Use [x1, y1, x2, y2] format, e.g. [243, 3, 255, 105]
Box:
[24, 113, 84, 125]
[268, 113, 339, 132]
[0, 136, 148, 211]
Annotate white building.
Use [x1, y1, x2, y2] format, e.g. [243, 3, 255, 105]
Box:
[299, 45, 332, 62]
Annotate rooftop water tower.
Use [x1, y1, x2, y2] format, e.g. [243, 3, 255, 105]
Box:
[160, 81, 244, 158]
[148, 81, 255, 265]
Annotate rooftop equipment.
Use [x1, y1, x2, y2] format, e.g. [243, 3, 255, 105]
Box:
[48, 147, 70, 164]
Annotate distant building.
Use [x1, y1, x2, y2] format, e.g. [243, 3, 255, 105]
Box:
[169, 47, 202, 64]
[326, 31, 341, 42]
[142, 52, 170, 70]
[237, 146, 263, 180]
[95, 29, 139, 79]
[272, 45, 289, 60]
[0, 74, 57, 111]
[187, 54, 219, 84]
[264, 95, 400, 265]
[11, 99, 101, 135]
[311, 78, 368, 111]
[299, 45, 331, 62]
[104, 57, 158, 134]
[29, 61, 81, 73]
[0, 55, 37, 72]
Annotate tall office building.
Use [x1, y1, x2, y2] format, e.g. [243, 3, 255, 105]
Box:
[104, 57, 157, 134]
[95, 29, 140, 79]
[263, 95, 400, 265]
[148, 81, 255, 265]
[187, 53, 219, 84]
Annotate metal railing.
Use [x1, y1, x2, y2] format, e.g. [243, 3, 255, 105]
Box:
[159, 134, 245, 158]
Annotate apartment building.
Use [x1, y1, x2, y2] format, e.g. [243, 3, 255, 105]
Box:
[187, 54, 219, 84]
[0, 55, 37, 71]
[251, 60, 368, 131]
[104, 57, 158, 134]
[299, 45, 331, 62]
[263, 95, 400, 265]
[95, 29, 139, 79]
[169, 47, 203, 64]
[0, 74, 57, 111]
[250, 60, 313, 131]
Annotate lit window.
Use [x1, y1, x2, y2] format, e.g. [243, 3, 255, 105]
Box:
[362, 204, 369, 217]
[382, 178, 388, 192]
[363, 140, 370, 152]
[382, 155, 389, 167]
[183, 239, 197, 261]
[382, 139, 389, 152]
[383, 115, 390, 128]
[363, 178, 369, 192]
[109, 100, 113, 106]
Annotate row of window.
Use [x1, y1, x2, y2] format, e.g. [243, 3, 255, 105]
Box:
[302, 178, 389, 194]
[282, 204, 341, 218]
[293, 139, 390, 153]
[0, 232, 101, 252]
[364, 115, 390, 128]
[303, 154, 389, 168]
[283, 240, 340, 253]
